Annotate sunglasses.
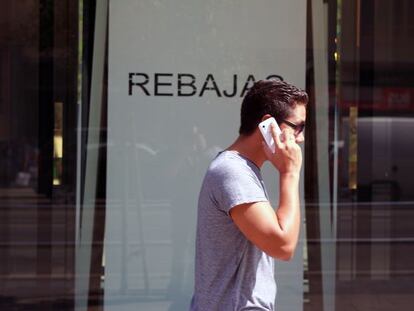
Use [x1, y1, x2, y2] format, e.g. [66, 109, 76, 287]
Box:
[281, 119, 306, 136]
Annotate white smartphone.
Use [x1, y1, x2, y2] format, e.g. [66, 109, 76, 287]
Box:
[258, 117, 281, 153]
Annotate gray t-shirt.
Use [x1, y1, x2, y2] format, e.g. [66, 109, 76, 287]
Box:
[190, 151, 277, 311]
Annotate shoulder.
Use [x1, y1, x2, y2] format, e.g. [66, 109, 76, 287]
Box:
[204, 151, 264, 197]
[207, 151, 257, 180]
[202, 151, 268, 215]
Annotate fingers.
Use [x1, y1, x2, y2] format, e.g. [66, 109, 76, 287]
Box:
[280, 128, 295, 144]
[270, 124, 283, 149]
[272, 124, 295, 149]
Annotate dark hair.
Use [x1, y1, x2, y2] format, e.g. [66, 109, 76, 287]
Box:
[239, 79, 308, 135]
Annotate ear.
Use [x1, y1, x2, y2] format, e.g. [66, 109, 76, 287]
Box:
[260, 114, 273, 122]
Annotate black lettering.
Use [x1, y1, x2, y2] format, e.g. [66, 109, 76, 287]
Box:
[154, 73, 173, 96]
[240, 74, 256, 97]
[266, 74, 284, 81]
[129, 73, 150, 96]
[199, 74, 222, 97]
[177, 74, 197, 96]
[223, 75, 237, 97]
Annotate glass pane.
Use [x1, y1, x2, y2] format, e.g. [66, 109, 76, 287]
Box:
[0, 1, 80, 309]
[1, 1, 414, 311]
[305, 1, 414, 310]
[105, 1, 307, 310]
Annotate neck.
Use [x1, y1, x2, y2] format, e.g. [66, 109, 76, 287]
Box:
[226, 131, 266, 168]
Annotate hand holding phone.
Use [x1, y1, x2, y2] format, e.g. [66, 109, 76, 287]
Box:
[258, 117, 282, 153]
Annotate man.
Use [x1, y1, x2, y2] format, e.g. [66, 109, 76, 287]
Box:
[190, 79, 308, 310]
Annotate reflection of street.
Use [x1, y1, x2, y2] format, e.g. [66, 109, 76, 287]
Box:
[0, 140, 38, 188]
[304, 201, 414, 311]
[1, 185, 414, 310]
[0, 187, 76, 310]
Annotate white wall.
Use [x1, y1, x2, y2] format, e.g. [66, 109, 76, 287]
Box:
[107, 1, 307, 310]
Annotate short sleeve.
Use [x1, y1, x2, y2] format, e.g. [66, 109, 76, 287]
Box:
[210, 161, 269, 215]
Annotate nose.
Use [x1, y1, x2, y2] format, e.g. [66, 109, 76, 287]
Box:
[295, 132, 305, 144]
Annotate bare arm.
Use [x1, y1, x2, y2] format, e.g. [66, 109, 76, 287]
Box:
[230, 126, 302, 260]
[275, 172, 300, 258]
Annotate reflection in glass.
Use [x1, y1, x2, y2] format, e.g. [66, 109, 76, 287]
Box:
[1, 0, 414, 310]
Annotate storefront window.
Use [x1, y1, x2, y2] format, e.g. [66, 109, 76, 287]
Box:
[0, 1, 413, 310]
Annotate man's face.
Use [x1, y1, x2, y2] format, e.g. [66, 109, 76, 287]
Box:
[279, 104, 307, 144]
